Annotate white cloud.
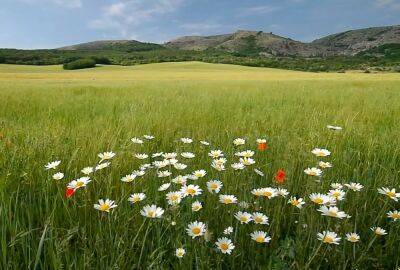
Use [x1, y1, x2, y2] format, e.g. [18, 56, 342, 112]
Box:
[237, 5, 280, 17]
[16, 0, 82, 8]
[180, 23, 223, 31]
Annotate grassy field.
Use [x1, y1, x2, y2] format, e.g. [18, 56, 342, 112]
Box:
[0, 62, 399, 269]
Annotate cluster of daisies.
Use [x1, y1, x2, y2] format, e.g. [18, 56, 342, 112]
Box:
[44, 125, 400, 258]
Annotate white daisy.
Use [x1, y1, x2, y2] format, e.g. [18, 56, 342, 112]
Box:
[252, 212, 269, 225]
[216, 237, 235, 254]
[200, 140, 210, 146]
[318, 206, 348, 219]
[157, 170, 172, 178]
[98, 151, 115, 161]
[223, 226, 233, 235]
[387, 210, 400, 221]
[52, 172, 64, 180]
[233, 138, 246, 146]
[163, 152, 177, 159]
[175, 248, 185, 258]
[219, 195, 237, 205]
[131, 137, 144, 144]
[134, 153, 148, 159]
[327, 125, 342, 130]
[128, 193, 146, 204]
[45, 160, 61, 170]
[81, 167, 94, 175]
[346, 233, 360, 243]
[166, 191, 182, 205]
[95, 162, 110, 171]
[94, 199, 117, 212]
[371, 226, 387, 236]
[330, 183, 343, 189]
[206, 180, 223, 193]
[311, 148, 331, 157]
[67, 177, 91, 190]
[186, 221, 206, 239]
[181, 185, 202, 197]
[191, 201, 203, 212]
[319, 161, 332, 168]
[121, 174, 137, 183]
[181, 152, 195, 159]
[250, 231, 271, 243]
[140, 204, 164, 218]
[143, 135, 154, 140]
[304, 167, 322, 176]
[208, 150, 224, 158]
[180, 137, 193, 144]
[378, 187, 400, 201]
[288, 197, 305, 209]
[192, 169, 206, 179]
[234, 211, 252, 224]
[172, 175, 188, 185]
[158, 183, 171, 191]
[344, 182, 363, 191]
[317, 231, 340, 245]
[231, 163, 245, 170]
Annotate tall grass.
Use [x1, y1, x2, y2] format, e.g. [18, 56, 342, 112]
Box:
[0, 63, 399, 269]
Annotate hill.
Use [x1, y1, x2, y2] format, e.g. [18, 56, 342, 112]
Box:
[59, 40, 164, 52]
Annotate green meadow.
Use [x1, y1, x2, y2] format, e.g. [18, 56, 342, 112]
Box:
[0, 62, 399, 269]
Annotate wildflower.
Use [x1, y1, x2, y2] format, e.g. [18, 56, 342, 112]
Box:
[219, 195, 237, 204]
[52, 172, 64, 180]
[174, 163, 187, 170]
[311, 148, 331, 157]
[275, 169, 286, 183]
[309, 193, 331, 205]
[132, 170, 145, 177]
[94, 199, 117, 212]
[261, 187, 278, 199]
[180, 137, 193, 144]
[204, 229, 213, 242]
[378, 187, 400, 202]
[207, 180, 223, 194]
[128, 193, 146, 204]
[157, 170, 172, 178]
[153, 160, 168, 168]
[288, 197, 305, 209]
[346, 233, 360, 243]
[234, 211, 252, 224]
[134, 153, 148, 159]
[67, 177, 91, 190]
[181, 152, 195, 158]
[233, 138, 245, 146]
[345, 182, 363, 191]
[121, 174, 137, 183]
[158, 183, 171, 191]
[131, 137, 144, 144]
[211, 161, 225, 171]
[327, 125, 342, 130]
[98, 151, 115, 161]
[329, 189, 346, 201]
[175, 248, 185, 258]
[231, 163, 245, 170]
[371, 227, 387, 236]
[95, 162, 110, 171]
[192, 169, 206, 179]
[387, 210, 400, 221]
[166, 191, 183, 205]
[251, 188, 264, 197]
[257, 139, 267, 151]
[65, 188, 75, 198]
[163, 152, 177, 159]
[240, 157, 255, 166]
[192, 201, 203, 212]
[319, 161, 332, 168]
[277, 188, 289, 197]
[172, 175, 187, 185]
[45, 160, 61, 170]
[140, 205, 164, 218]
[252, 212, 269, 225]
[235, 150, 254, 157]
[318, 206, 348, 219]
[216, 238, 235, 254]
[254, 168, 264, 177]
[152, 152, 164, 158]
[143, 135, 154, 140]
[181, 185, 202, 197]
[186, 221, 206, 238]
[81, 167, 94, 175]
[140, 163, 152, 171]
[238, 201, 250, 209]
[250, 231, 271, 243]
[304, 167, 322, 176]
[317, 231, 340, 245]
[200, 140, 210, 146]
[331, 183, 343, 189]
[208, 150, 223, 158]
[224, 226, 233, 235]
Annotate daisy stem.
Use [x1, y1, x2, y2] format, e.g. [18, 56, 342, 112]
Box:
[138, 221, 151, 265]
[304, 241, 323, 269]
[355, 235, 377, 265]
[131, 219, 147, 249]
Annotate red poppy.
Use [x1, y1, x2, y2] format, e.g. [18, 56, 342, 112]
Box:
[65, 188, 75, 198]
[275, 169, 286, 184]
[258, 142, 267, 151]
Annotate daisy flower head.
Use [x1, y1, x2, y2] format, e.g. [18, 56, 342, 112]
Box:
[52, 172, 64, 180]
[311, 148, 331, 157]
[67, 177, 91, 190]
[235, 150, 254, 158]
[251, 188, 264, 197]
[318, 206, 348, 219]
[192, 169, 206, 179]
[132, 170, 146, 177]
[231, 163, 245, 170]
[175, 248, 185, 258]
[163, 152, 177, 159]
[234, 211, 252, 224]
[94, 199, 117, 212]
[327, 125, 342, 131]
[153, 160, 168, 169]
[200, 140, 210, 146]
[261, 187, 278, 199]
[240, 157, 255, 166]
[345, 182, 363, 192]
[250, 231, 271, 244]
[346, 233, 360, 243]
[371, 226, 387, 236]
[158, 183, 171, 191]
[180, 137, 193, 144]
[219, 194, 237, 205]
[157, 170, 172, 178]
[319, 161, 333, 168]
[317, 231, 340, 245]
[330, 183, 343, 189]
[128, 193, 146, 204]
[208, 150, 223, 158]
[224, 226, 234, 235]
[192, 201, 203, 212]
[329, 189, 346, 201]
[207, 180, 223, 193]
[121, 174, 136, 183]
[211, 161, 225, 171]
[309, 193, 331, 205]
[172, 175, 188, 185]
[252, 212, 269, 225]
[140, 204, 164, 218]
[152, 152, 164, 158]
[181, 152, 195, 159]
[95, 162, 110, 171]
[181, 184, 202, 197]
[186, 221, 206, 239]
[215, 237, 235, 254]
[131, 137, 144, 144]
[288, 197, 305, 209]
[45, 160, 61, 170]
[233, 138, 246, 146]
[254, 168, 265, 177]
[174, 163, 187, 170]
[134, 153, 148, 159]
[81, 166, 94, 175]
[378, 187, 400, 201]
[143, 135, 154, 140]
[277, 188, 289, 197]
[166, 191, 182, 205]
[304, 167, 322, 177]
[387, 210, 400, 221]
[98, 151, 115, 161]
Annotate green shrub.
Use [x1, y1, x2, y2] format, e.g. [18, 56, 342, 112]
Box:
[393, 65, 400, 72]
[63, 58, 96, 70]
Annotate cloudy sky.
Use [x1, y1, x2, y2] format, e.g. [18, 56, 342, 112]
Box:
[1, 0, 399, 49]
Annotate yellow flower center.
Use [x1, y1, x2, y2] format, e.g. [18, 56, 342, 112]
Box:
[148, 211, 155, 217]
[263, 191, 272, 197]
[192, 227, 201, 235]
[254, 217, 263, 223]
[391, 213, 400, 219]
[171, 195, 179, 201]
[76, 181, 84, 187]
[309, 171, 317, 176]
[240, 216, 248, 222]
[314, 198, 324, 204]
[132, 197, 140, 202]
[100, 204, 110, 211]
[387, 191, 395, 198]
[292, 200, 300, 206]
[211, 183, 218, 189]
[220, 243, 229, 251]
[223, 198, 232, 204]
[255, 236, 265, 243]
[187, 188, 195, 195]
[323, 236, 334, 243]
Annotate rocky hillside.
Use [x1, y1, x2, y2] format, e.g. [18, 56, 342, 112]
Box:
[311, 25, 400, 55]
[59, 40, 164, 52]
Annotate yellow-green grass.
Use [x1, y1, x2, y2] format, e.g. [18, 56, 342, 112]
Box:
[0, 62, 399, 269]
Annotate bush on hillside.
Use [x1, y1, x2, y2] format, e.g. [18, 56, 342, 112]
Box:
[63, 58, 96, 70]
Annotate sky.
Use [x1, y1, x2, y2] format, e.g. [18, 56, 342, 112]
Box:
[1, 0, 399, 49]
